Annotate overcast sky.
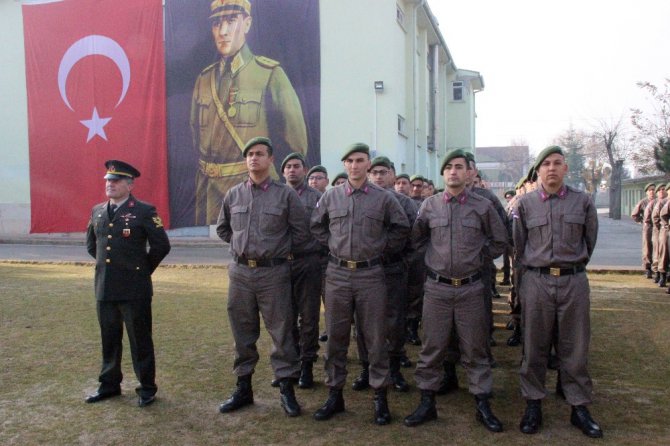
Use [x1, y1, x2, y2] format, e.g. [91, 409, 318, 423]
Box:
[429, 0, 670, 156]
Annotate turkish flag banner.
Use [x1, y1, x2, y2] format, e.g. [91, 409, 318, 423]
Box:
[22, 0, 169, 233]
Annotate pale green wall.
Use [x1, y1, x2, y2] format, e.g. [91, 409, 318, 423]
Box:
[0, 2, 30, 204]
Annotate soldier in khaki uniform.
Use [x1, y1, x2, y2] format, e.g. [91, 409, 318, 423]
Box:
[307, 165, 329, 193]
[658, 182, 670, 288]
[651, 184, 667, 283]
[281, 152, 324, 388]
[311, 143, 410, 425]
[642, 186, 657, 280]
[514, 146, 602, 438]
[216, 137, 310, 417]
[631, 182, 656, 277]
[192, 0, 308, 225]
[404, 149, 507, 432]
[394, 173, 411, 196]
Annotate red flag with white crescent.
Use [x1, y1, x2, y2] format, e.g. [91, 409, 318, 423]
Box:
[22, 0, 169, 233]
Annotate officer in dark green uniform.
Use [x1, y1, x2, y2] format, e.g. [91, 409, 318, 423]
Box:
[191, 0, 308, 225]
[85, 160, 171, 408]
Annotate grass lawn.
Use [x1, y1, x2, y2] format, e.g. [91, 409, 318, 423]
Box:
[1, 263, 669, 445]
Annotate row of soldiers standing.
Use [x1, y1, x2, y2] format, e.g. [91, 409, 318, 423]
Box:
[632, 181, 670, 292]
[214, 139, 602, 439]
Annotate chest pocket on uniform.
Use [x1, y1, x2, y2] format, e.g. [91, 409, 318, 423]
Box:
[329, 208, 348, 235]
[461, 217, 481, 241]
[231, 205, 248, 232]
[429, 217, 449, 241]
[231, 89, 262, 127]
[562, 213, 584, 247]
[364, 210, 385, 239]
[527, 214, 549, 245]
[261, 205, 285, 235]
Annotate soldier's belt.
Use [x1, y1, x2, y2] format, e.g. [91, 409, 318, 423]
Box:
[234, 255, 287, 268]
[427, 269, 481, 287]
[526, 265, 585, 277]
[199, 159, 247, 178]
[329, 254, 382, 270]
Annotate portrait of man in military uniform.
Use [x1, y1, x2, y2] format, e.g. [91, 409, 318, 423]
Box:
[191, 0, 309, 225]
[165, 0, 320, 228]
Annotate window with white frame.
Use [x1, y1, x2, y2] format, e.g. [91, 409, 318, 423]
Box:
[452, 81, 464, 101]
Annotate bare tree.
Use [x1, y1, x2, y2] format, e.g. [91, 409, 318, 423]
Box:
[630, 79, 670, 174]
[593, 118, 631, 220]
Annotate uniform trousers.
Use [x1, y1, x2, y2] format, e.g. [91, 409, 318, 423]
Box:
[96, 299, 156, 398]
[415, 279, 492, 395]
[324, 263, 389, 389]
[289, 253, 323, 362]
[406, 254, 425, 320]
[355, 260, 408, 362]
[195, 169, 248, 226]
[642, 223, 654, 269]
[519, 270, 593, 405]
[227, 262, 300, 379]
[652, 226, 660, 272]
[659, 226, 669, 273]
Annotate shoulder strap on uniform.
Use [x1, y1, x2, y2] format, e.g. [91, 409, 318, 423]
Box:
[255, 55, 280, 69]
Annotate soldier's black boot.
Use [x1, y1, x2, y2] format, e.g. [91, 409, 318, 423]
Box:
[406, 318, 421, 346]
[373, 388, 392, 425]
[659, 272, 667, 287]
[436, 361, 459, 395]
[219, 375, 253, 413]
[298, 361, 314, 389]
[404, 390, 437, 427]
[475, 394, 503, 432]
[571, 405, 603, 438]
[279, 379, 301, 417]
[352, 362, 370, 391]
[645, 267, 653, 279]
[390, 357, 409, 392]
[506, 322, 522, 347]
[519, 399, 542, 434]
[313, 387, 345, 421]
[654, 271, 661, 283]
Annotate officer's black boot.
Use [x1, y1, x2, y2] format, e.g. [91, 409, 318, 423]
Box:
[506, 322, 522, 347]
[298, 361, 314, 389]
[475, 394, 503, 432]
[519, 399, 542, 434]
[313, 387, 345, 421]
[404, 390, 437, 427]
[406, 318, 421, 346]
[279, 379, 301, 417]
[659, 272, 667, 287]
[219, 375, 253, 413]
[570, 405, 603, 438]
[436, 361, 459, 395]
[352, 362, 370, 391]
[390, 357, 409, 392]
[654, 271, 661, 283]
[373, 387, 392, 425]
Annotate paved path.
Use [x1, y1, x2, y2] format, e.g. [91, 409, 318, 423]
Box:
[0, 210, 643, 270]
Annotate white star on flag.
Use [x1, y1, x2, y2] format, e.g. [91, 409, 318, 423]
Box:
[80, 107, 112, 142]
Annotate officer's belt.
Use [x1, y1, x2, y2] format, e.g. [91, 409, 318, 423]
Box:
[329, 254, 382, 270]
[426, 269, 481, 287]
[233, 255, 287, 268]
[199, 159, 248, 178]
[526, 265, 585, 277]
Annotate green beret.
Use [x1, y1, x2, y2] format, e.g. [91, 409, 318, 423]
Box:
[440, 148, 469, 173]
[307, 165, 327, 177]
[410, 174, 425, 183]
[504, 190, 516, 198]
[370, 156, 393, 170]
[644, 182, 656, 192]
[656, 183, 667, 191]
[533, 145, 565, 171]
[526, 166, 537, 182]
[341, 142, 370, 161]
[331, 172, 348, 186]
[243, 136, 273, 157]
[464, 151, 475, 163]
[666, 182, 670, 191]
[280, 152, 305, 171]
[396, 173, 410, 181]
[515, 178, 526, 189]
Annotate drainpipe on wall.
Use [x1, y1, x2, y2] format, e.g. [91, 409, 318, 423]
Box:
[412, 0, 425, 174]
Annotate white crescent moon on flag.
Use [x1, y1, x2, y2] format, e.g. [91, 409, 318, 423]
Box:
[57, 35, 130, 111]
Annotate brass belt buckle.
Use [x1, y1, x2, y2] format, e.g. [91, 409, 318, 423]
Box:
[347, 260, 357, 270]
[452, 278, 462, 286]
[248, 259, 257, 268]
[549, 267, 560, 277]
